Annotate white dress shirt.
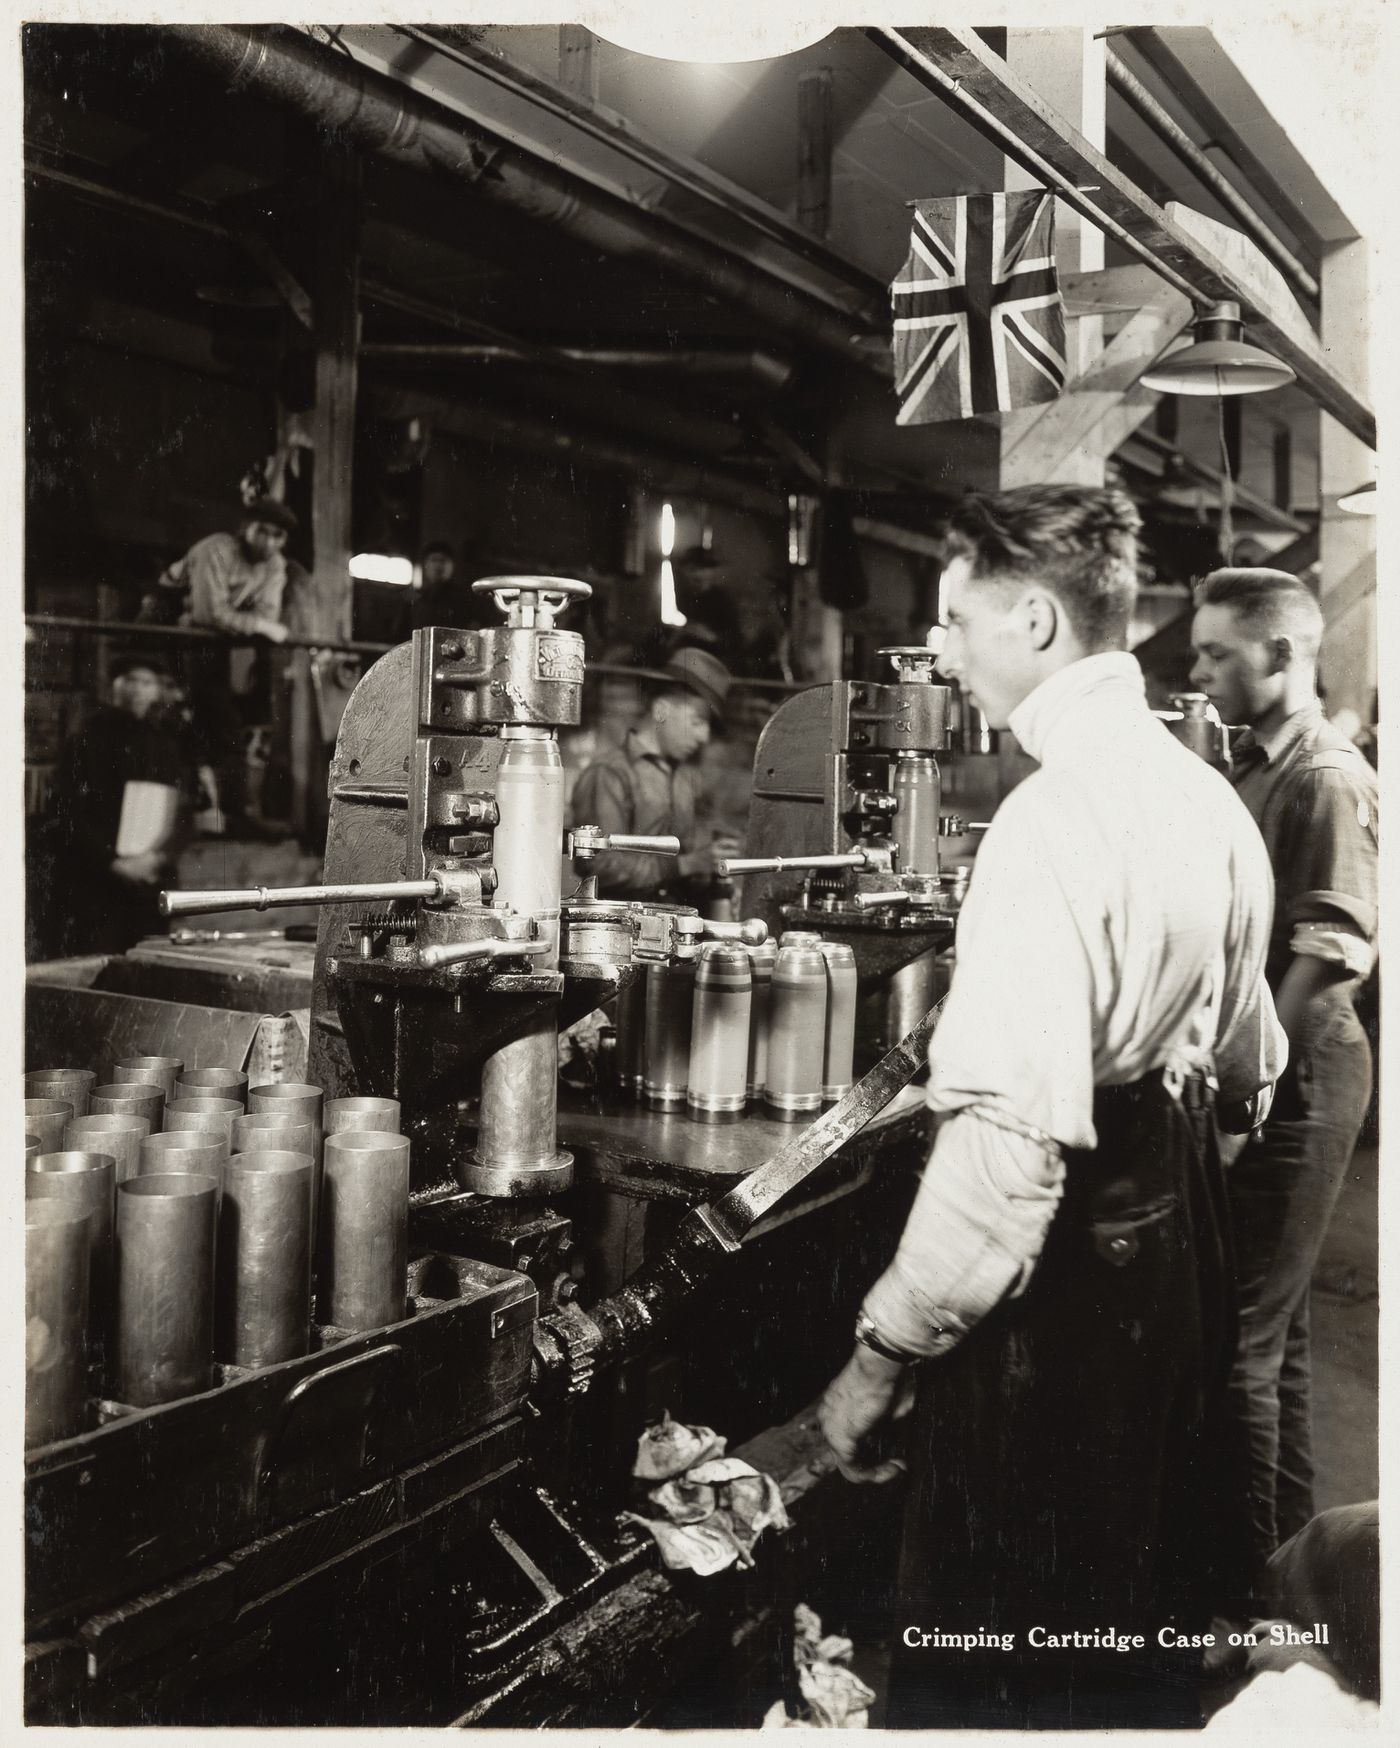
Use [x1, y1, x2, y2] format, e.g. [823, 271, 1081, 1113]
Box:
[862, 651, 1286, 1359]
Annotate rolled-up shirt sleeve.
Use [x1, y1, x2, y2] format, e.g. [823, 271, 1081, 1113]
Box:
[1284, 766, 1378, 974]
[862, 1113, 1064, 1358]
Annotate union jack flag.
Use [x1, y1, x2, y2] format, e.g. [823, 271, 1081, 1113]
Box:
[891, 191, 1069, 426]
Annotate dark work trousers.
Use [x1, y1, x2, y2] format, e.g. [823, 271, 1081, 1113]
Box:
[1227, 991, 1373, 1583]
[885, 1072, 1250, 1731]
[175, 643, 257, 822]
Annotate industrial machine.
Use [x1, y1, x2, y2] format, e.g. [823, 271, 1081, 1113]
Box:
[726, 646, 961, 974]
[24, 584, 960, 1727]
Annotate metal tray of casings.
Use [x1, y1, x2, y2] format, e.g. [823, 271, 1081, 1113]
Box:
[25, 1253, 537, 1635]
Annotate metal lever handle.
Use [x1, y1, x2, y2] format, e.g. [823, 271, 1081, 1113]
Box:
[418, 937, 552, 970]
[161, 878, 443, 920]
[700, 919, 769, 945]
[715, 851, 871, 877]
[568, 827, 682, 859]
[851, 890, 910, 911]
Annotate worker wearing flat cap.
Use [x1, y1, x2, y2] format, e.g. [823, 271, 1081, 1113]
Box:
[571, 646, 741, 901]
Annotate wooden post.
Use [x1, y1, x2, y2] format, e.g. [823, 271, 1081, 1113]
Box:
[797, 70, 833, 238]
[1001, 28, 1107, 488]
[308, 143, 362, 644]
[1317, 236, 1375, 720]
[559, 26, 598, 102]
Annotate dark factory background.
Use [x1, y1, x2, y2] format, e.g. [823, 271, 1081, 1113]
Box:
[17, 19, 1379, 1732]
[23, 21, 1366, 879]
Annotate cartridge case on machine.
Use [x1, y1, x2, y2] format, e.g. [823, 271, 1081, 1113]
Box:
[818, 942, 858, 1101]
[24, 1098, 73, 1154]
[114, 1174, 218, 1407]
[491, 727, 565, 964]
[320, 1131, 410, 1332]
[176, 1067, 249, 1108]
[26, 1068, 96, 1119]
[25, 1200, 91, 1447]
[746, 941, 776, 1101]
[470, 1017, 571, 1196]
[687, 944, 752, 1123]
[891, 751, 941, 878]
[113, 1056, 183, 1103]
[325, 1096, 401, 1137]
[91, 1081, 166, 1133]
[217, 1152, 313, 1368]
[64, 1113, 149, 1184]
[644, 959, 695, 1110]
[614, 973, 647, 1097]
[28, 1151, 116, 1342]
[764, 943, 827, 1120]
[26, 1135, 41, 1162]
[466, 727, 572, 1196]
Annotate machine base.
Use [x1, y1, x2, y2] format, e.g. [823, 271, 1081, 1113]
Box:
[461, 1150, 575, 1197]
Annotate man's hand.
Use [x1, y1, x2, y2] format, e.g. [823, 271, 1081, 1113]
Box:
[260, 620, 290, 645]
[111, 851, 164, 885]
[678, 836, 741, 881]
[819, 1344, 916, 1483]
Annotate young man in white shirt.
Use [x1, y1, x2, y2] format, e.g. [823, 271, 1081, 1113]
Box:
[819, 484, 1285, 1729]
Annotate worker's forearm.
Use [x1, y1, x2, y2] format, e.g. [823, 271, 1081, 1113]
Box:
[861, 1112, 1064, 1359]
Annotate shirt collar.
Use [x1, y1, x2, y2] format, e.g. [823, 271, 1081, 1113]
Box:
[628, 723, 669, 765]
[1007, 651, 1148, 765]
[1234, 699, 1325, 768]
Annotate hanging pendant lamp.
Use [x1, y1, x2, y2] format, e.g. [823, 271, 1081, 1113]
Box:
[1141, 300, 1295, 396]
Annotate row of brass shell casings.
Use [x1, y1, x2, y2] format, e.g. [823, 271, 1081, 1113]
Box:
[615, 933, 858, 1126]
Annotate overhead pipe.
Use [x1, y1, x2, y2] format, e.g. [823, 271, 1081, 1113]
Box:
[164, 25, 887, 376]
[360, 343, 796, 391]
[396, 23, 882, 305]
[1105, 51, 1319, 306]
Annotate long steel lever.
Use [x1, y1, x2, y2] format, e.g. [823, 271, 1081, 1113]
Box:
[160, 878, 445, 920]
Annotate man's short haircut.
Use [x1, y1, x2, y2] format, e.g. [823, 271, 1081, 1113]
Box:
[943, 483, 1142, 650]
[1195, 567, 1323, 659]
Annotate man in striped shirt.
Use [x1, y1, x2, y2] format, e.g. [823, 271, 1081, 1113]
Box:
[820, 485, 1285, 1729]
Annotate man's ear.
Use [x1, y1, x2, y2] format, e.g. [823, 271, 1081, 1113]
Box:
[1022, 589, 1060, 653]
[1266, 635, 1295, 676]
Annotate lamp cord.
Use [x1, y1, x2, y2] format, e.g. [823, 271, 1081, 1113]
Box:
[1216, 388, 1235, 562]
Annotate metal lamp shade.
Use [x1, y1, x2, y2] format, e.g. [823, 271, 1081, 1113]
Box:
[1140, 301, 1295, 396]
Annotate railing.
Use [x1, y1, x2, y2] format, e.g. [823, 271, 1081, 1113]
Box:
[24, 615, 808, 695]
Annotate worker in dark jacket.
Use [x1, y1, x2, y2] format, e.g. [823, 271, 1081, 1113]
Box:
[569, 647, 740, 902]
[37, 657, 196, 955]
[1191, 568, 1378, 1588]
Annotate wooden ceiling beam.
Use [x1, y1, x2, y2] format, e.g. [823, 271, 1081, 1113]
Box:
[868, 25, 1375, 448]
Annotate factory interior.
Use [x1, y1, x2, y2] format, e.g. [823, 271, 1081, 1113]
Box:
[20, 19, 1380, 1731]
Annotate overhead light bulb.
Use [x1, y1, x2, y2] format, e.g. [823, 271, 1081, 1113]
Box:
[1140, 300, 1295, 396]
[586, 7, 834, 63]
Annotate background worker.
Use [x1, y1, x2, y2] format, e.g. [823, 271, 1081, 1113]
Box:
[569, 646, 741, 902]
[819, 485, 1285, 1729]
[32, 656, 197, 955]
[1190, 569, 1378, 1588]
[151, 498, 296, 832]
